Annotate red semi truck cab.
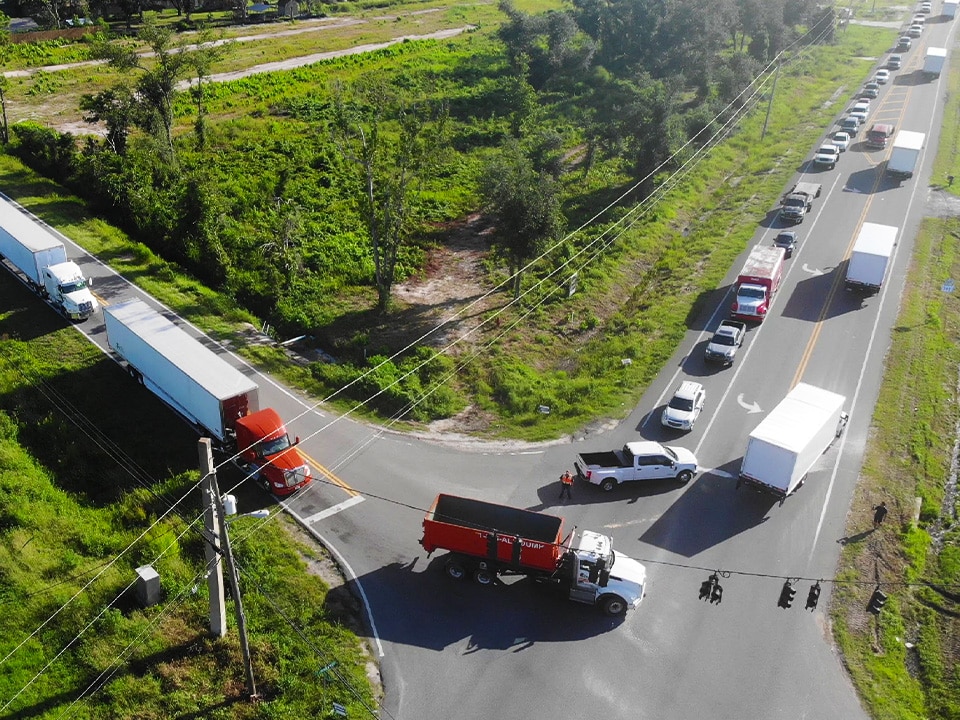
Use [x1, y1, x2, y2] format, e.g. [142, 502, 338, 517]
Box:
[731, 245, 785, 322]
[234, 408, 312, 496]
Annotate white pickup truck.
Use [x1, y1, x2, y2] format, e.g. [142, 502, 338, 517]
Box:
[704, 320, 747, 365]
[575, 441, 699, 492]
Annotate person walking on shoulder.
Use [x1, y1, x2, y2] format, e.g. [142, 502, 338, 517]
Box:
[873, 501, 888, 528]
[559, 470, 574, 500]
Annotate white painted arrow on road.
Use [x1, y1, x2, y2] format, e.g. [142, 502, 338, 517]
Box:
[802, 264, 823, 276]
[737, 394, 762, 413]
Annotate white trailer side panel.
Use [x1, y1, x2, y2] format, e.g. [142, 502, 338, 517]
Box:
[103, 299, 259, 441]
[0, 196, 68, 285]
[741, 383, 846, 495]
[846, 223, 897, 288]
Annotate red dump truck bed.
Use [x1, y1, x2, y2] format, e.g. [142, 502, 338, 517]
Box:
[421, 494, 568, 574]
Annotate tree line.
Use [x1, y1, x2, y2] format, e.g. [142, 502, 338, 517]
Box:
[6, 0, 833, 347]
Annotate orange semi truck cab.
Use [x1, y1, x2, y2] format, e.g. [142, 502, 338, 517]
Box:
[234, 408, 312, 496]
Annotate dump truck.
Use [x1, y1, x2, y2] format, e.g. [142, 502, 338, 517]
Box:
[420, 494, 647, 616]
[737, 383, 848, 504]
[845, 223, 897, 291]
[779, 181, 822, 223]
[0, 195, 98, 321]
[730, 245, 786, 322]
[103, 299, 312, 496]
[923, 47, 947, 77]
[887, 131, 924, 181]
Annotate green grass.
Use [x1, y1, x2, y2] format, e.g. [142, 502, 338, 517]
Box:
[0, 280, 379, 718]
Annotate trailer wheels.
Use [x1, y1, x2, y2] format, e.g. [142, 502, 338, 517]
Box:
[473, 568, 495, 586]
[676, 470, 694, 485]
[600, 478, 618, 492]
[127, 366, 143, 384]
[600, 595, 628, 617]
[444, 559, 467, 581]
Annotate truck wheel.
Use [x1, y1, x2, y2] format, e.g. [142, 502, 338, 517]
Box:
[600, 595, 628, 617]
[676, 470, 693, 485]
[473, 568, 495, 586]
[600, 478, 617, 492]
[444, 559, 467, 581]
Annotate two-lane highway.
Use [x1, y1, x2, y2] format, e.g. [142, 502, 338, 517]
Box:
[10, 10, 953, 719]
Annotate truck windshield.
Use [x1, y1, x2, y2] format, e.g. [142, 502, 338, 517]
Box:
[60, 280, 87, 293]
[784, 197, 804, 207]
[259, 435, 291, 456]
[663, 446, 678, 462]
[738, 287, 766, 300]
[713, 334, 736, 346]
[668, 396, 694, 412]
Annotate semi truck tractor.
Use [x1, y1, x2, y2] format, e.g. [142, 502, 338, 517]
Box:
[420, 494, 647, 616]
[845, 223, 897, 291]
[924, 48, 947, 77]
[730, 245, 786, 322]
[887, 131, 924, 181]
[737, 383, 848, 504]
[0, 195, 98, 321]
[103, 299, 312, 496]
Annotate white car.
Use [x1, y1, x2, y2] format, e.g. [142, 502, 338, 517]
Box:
[849, 109, 868, 125]
[661, 381, 706, 431]
[919, 1, 932, 11]
[908, 23, 923, 37]
[887, 55, 902, 70]
[875, 69, 891, 84]
[832, 131, 851, 152]
[813, 144, 840, 169]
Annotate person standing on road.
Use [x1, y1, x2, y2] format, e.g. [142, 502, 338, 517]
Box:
[873, 501, 888, 528]
[559, 470, 574, 500]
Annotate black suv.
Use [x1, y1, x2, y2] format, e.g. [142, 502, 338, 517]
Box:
[774, 231, 799, 258]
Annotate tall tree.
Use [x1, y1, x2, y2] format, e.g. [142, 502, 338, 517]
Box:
[91, 20, 192, 164]
[329, 79, 447, 314]
[480, 141, 565, 299]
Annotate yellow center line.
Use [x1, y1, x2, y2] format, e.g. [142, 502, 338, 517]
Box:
[790, 78, 914, 388]
[299, 448, 360, 497]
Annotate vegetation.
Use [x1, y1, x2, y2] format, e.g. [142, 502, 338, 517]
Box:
[0, 279, 379, 718]
[831, 49, 960, 719]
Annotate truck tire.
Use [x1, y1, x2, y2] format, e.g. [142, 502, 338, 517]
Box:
[473, 568, 495, 586]
[676, 470, 693, 485]
[600, 595, 628, 617]
[444, 558, 467, 581]
[600, 478, 618, 492]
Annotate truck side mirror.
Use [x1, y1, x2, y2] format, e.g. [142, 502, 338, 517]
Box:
[294, 436, 300, 445]
[88, 277, 93, 287]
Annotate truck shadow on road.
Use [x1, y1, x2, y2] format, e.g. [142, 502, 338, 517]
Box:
[527, 477, 682, 511]
[892, 69, 932, 87]
[638, 461, 777, 557]
[780, 266, 879, 321]
[353, 556, 627, 652]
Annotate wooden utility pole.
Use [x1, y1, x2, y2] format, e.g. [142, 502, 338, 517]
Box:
[761, 63, 781, 142]
[199, 439, 226, 637]
[199, 438, 258, 700]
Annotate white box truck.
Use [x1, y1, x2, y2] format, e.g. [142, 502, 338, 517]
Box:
[924, 48, 947, 78]
[887, 130, 924, 181]
[845, 223, 897, 291]
[0, 196, 98, 320]
[944, 0, 957, 19]
[737, 383, 848, 504]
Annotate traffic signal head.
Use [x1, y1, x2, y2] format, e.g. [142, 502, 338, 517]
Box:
[806, 582, 821, 611]
[777, 580, 796, 609]
[699, 579, 712, 601]
[710, 583, 723, 604]
[867, 588, 887, 615]
[699, 573, 720, 602]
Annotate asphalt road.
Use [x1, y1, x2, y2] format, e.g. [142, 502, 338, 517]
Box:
[7, 10, 954, 720]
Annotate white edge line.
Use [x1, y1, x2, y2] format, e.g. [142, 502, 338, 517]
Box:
[280, 500, 385, 658]
[810, 37, 951, 554]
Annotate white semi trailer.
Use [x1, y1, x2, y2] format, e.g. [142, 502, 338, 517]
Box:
[0, 195, 98, 320]
[845, 223, 897, 291]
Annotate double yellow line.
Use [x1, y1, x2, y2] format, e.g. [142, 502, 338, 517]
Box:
[299, 448, 359, 497]
[790, 76, 914, 387]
